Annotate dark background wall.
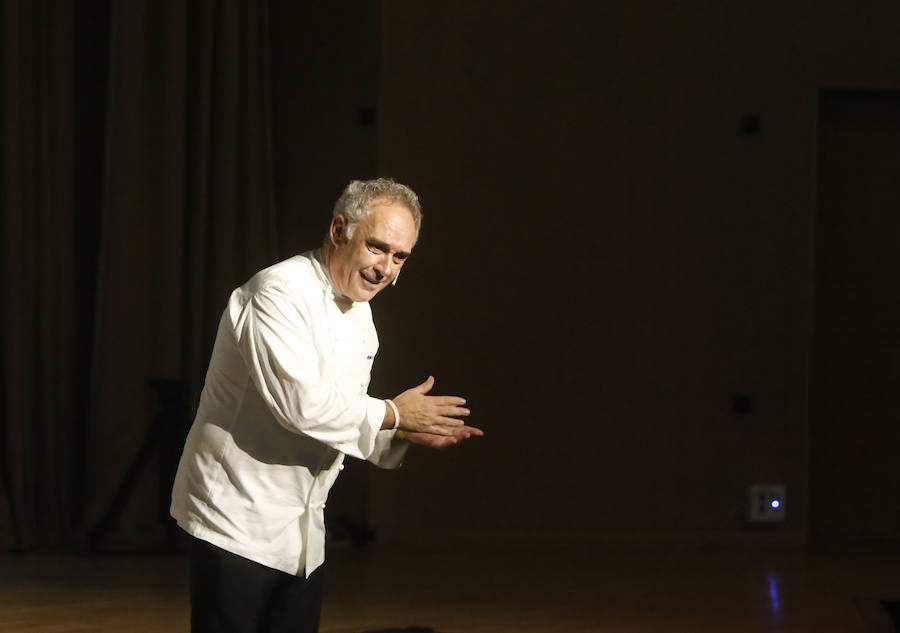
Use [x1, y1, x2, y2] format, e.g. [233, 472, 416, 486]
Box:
[360, 0, 900, 546]
[271, 1, 380, 258]
[3, 0, 898, 551]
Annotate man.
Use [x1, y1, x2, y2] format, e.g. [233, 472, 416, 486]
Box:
[170, 178, 483, 632]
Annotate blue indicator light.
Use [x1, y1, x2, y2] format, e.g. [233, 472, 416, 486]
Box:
[770, 499, 781, 509]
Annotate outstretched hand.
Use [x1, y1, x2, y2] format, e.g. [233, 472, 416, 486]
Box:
[398, 423, 484, 449]
[391, 376, 472, 437]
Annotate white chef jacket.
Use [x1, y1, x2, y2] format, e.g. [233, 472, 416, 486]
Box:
[170, 249, 407, 577]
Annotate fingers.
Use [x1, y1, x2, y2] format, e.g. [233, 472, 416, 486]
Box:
[434, 396, 468, 408]
[403, 432, 458, 449]
[414, 375, 435, 394]
[394, 378, 472, 434]
[402, 424, 485, 449]
[405, 377, 467, 407]
[425, 421, 465, 436]
[414, 423, 483, 439]
[461, 424, 484, 437]
[426, 403, 468, 427]
[436, 415, 465, 427]
[448, 425, 483, 440]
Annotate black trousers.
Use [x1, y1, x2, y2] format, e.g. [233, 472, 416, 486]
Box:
[189, 536, 324, 633]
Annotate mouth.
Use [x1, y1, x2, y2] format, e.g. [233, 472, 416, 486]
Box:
[360, 271, 382, 287]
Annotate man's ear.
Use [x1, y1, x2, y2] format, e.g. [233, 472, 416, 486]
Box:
[329, 214, 347, 246]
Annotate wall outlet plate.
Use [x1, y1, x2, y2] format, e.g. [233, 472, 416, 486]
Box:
[748, 484, 786, 522]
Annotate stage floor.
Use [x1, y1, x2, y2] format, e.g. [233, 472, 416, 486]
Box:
[2, 541, 899, 632]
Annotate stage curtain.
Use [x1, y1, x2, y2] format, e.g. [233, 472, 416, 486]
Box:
[0, 0, 77, 550]
[0, 0, 278, 549]
[84, 0, 277, 547]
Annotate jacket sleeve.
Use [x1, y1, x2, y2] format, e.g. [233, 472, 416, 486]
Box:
[230, 285, 386, 461]
[367, 429, 409, 469]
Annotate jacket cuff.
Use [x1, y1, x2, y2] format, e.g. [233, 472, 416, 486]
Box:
[358, 396, 388, 458]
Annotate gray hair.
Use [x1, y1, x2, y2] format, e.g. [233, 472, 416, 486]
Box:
[332, 178, 423, 243]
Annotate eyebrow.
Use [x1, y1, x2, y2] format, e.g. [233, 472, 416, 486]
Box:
[367, 237, 410, 259]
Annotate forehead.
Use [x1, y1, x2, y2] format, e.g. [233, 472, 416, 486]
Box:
[359, 202, 416, 249]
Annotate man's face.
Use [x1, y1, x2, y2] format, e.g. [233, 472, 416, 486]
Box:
[328, 201, 416, 302]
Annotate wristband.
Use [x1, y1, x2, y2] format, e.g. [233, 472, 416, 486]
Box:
[385, 399, 400, 430]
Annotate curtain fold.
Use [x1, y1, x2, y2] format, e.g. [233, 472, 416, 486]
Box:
[1, 0, 278, 550]
[0, 0, 77, 549]
[84, 0, 277, 547]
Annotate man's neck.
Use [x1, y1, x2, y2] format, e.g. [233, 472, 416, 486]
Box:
[318, 244, 353, 308]
[321, 243, 336, 281]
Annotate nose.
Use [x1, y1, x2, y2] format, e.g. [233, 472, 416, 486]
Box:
[373, 253, 392, 280]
